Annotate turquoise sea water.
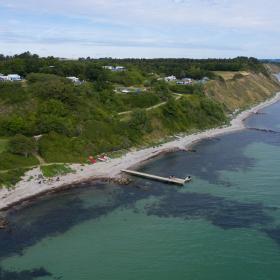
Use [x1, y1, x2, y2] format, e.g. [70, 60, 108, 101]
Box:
[1, 102, 280, 280]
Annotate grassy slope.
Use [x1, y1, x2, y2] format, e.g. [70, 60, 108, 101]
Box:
[205, 71, 280, 112]
[41, 164, 75, 178]
[1, 66, 280, 186]
[213, 71, 250, 80]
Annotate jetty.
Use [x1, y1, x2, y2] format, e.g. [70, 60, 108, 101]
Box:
[121, 169, 191, 186]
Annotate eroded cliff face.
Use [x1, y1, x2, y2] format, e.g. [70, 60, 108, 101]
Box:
[205, 69, 280, 112]
[265, 63, 280, 74]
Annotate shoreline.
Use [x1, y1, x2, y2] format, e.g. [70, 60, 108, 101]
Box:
[1, 92, 280, 211]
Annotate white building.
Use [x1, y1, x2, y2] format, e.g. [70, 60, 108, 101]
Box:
[177, 78, 193, 85]
[121, 89, 131, 94]
[0, 74, 22, 82]
[7, 74, 22, 81]
[66, 76, 82, 85]
[197, 77, 210, 84]
[164, 75, 177, 82]
[103, 66, 126, 72]
[114, 66, 125, 71]
[103, 66, 115, 71]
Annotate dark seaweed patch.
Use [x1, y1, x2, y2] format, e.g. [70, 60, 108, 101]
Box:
[0, 181, 166, 260]
[146, 191, 273, 230]
[140, 130, 280, 186]
[0, 267, 51, 280]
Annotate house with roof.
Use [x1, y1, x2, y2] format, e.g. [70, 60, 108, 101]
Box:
[164, 75, 177, 82]
[0, 74, 22, 82]
[103, 66, 115, 71]
[7, 74, 22, 81]
[66, 76, 83, 85]
[177, 78, 193, 85]
[103, 66, 126, 72]
[114, 66, 126, 71]
[197, 77, 210, 84]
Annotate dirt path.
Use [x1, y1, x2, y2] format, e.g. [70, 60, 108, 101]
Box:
[118, 94, 182, 116]
[32, 152, 46, 165]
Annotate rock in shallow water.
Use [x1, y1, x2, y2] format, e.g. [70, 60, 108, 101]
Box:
[0, 216, 8, 229]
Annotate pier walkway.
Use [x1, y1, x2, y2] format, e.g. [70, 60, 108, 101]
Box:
[121, 169, 191, 186]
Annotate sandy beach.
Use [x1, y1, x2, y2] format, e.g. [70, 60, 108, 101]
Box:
[1, 92, 280, 211]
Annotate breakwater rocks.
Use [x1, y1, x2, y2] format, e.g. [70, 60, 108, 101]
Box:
[113, 177, 133, 185]
[101, 177, 132, 185]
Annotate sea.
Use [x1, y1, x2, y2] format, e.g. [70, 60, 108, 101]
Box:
[1, 100, 280, 280]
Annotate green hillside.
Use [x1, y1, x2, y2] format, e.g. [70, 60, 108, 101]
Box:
[0, 53, 279, 187]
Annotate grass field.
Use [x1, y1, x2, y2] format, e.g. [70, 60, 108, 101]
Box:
[41, 164, 75, 178]
[213, 71, 250, 80]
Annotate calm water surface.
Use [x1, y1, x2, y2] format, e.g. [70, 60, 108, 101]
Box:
[1, 102, 280, 280]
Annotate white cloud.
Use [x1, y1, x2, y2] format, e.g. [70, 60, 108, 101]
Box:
[3, 0, 279, 29]
[0, 0, 279, 57]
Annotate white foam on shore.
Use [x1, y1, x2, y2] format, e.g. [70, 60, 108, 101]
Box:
[1, 92, 280, 210]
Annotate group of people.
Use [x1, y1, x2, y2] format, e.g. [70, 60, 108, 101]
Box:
[34, 175, 61, 185]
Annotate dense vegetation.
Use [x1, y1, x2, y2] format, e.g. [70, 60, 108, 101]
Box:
[0, 52, 272, 187]
[0, 52, 267, 81]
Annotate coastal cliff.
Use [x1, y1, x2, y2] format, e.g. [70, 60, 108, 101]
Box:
[205, 69, 280, 112]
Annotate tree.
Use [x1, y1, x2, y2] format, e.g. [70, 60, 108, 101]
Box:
[8, 134, 37, 157]
[129, 109, 151, 133]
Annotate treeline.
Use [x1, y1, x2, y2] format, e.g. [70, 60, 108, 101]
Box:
[0, 52, 267, 81]
[97, 57, 267, 79]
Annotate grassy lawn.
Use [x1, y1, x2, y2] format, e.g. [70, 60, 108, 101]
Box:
[213, 71, 250, 80]
[0, 138, 8, 153]
[41, 164, 75, 178]
[0, 152, 39, 171]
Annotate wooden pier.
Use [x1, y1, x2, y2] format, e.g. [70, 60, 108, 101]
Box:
[121, 169, 191, 186]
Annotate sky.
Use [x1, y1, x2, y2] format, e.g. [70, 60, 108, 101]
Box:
[0, 0, 279, 58]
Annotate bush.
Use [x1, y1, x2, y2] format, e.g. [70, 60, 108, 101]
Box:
[0, 152, 38, 170]
[41, 164, 75, 178]
[8, 134, 37, 157]
[0, 168, 27, 188]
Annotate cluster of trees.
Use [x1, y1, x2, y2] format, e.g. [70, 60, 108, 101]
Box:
[0, 69, 228, 166]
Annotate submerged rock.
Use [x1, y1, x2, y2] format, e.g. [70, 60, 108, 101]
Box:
[0, 216, 8, 229]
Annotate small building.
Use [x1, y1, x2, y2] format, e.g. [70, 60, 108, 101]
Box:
[103, 66, 115, 71]
[121, 89, 131, 94]
[66, 76, 82, 85]
[103, 66, 126, 72]
[114, 66, 126, 71]
[164, 75, 177, 82]
[7, 74, 22, 81]
[177, 78, 193, 85]
[116, 86, 145, 94]
[0, 74, 22, 82]
[197, 77, 210, 84]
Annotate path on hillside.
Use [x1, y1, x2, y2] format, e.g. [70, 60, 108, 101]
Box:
[118, 94, 182, 116]
[33, 152, 46, 165]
